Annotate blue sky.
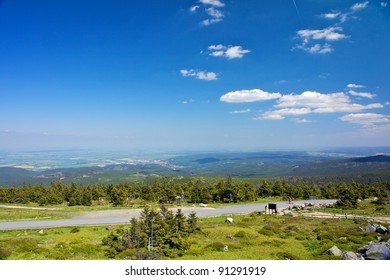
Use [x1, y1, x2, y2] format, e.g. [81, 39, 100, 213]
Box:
[0, 0, 389, 151]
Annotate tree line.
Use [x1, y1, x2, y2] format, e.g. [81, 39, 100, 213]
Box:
[0, 176, 388, 207]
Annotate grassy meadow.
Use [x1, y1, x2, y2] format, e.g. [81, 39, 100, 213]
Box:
[1, 212, 388, 260]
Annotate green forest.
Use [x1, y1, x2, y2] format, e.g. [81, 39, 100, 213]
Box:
[0, 176, 389, 209]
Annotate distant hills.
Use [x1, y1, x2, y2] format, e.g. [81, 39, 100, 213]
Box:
[1, 151, 389, 186]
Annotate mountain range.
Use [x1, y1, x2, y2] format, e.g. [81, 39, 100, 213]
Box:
[0, 151, 389, 186]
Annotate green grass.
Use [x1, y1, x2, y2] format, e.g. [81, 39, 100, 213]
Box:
[0, 226, 108, 260]
[0, 208, 69, 222]
[307, 199, 390, 217]
[1, 213, 387, 260]
[176, 214, 387, 260]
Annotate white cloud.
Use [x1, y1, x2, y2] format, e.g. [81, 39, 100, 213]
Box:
[208, 44, 224, 50]
[188, 1, 226, 26]
[321, 12, 341, 19]
[347, 83, 365, 88]
[180, 69, 217, 81]
[194, 1, 225, 26]
[220, 89, 282, 103]
[292, 118, 312, 123]
[190, 5, 200, 13]
[199, 0, 225, 7]
[297, 27, 348, 42]
[258, 113, 285, 121]
[295, 27, 348, 54]
[382, 2, 388, 8]
[337, 1, 370, 22]
[276, 91, 383, 113]
[348, 90, 376, 99]
[340, 113, 390, 125]
[201, 7, 225, 26]
[296, 2, 369, 54]
[297, 43, 333, 54]
[351, 1, 369, 11]
[182, 99, 194, 105]
[208, 45, 251, 59]
[276, 91, 346, 108]
[201, 18, 223, 26]
[255, 91, 383, 120]
[206, 7, 224, 19]
[229, 109, 251, 114]
[260, 108, 312, 120]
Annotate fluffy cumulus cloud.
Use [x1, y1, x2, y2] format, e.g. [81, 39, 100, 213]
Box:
[382, 2, 388, 8]
[208, 45, 251, 59]
[220, 89, 281, 103]
[223, 89, 384, 123]
[274, 91, 383, 113]
[180, 69, 217, 81]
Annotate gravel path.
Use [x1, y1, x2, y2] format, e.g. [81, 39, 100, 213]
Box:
[0, 199, 336, 230]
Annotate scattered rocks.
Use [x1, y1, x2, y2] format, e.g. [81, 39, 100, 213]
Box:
[324, 242, 390, 260]
[365, 223, 389, 234]
[290, 202, 335, 211]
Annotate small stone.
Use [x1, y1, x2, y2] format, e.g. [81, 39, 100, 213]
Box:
[342, 251, 361, 260]
[365, 243, 390, 260]
[365, 224, 376, 233]
[323, 245, 343, 257]
[38, 229, 44, 235]
[375, 225, 388, 235]
[283, 210, 293, 216]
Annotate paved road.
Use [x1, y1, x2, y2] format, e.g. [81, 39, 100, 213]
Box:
[0, 199, 336, 231]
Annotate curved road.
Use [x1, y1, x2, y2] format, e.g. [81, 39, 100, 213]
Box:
[0, 199, 336, 231]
